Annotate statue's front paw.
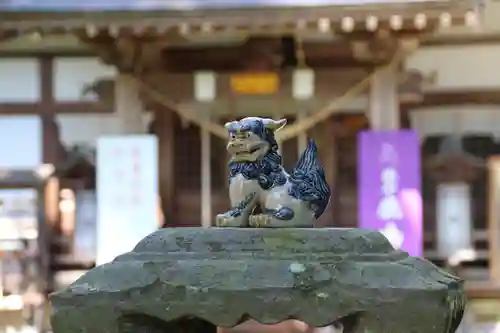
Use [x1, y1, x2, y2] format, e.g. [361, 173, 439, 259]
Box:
[215, 215, 230, 227]
[249, 214, 271, 228]
[216, 214, 246, 227]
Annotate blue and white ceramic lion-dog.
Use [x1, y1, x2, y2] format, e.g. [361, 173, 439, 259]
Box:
[215, 117, 331, 228]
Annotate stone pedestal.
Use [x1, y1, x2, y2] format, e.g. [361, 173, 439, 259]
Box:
[51, 228, 465, 333]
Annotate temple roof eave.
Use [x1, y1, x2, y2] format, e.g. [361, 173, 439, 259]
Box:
[0, 1, 479, 32]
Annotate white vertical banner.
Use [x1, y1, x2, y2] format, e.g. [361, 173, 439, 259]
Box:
[436, 183, 473, 261]
[96, 135, 158, 265]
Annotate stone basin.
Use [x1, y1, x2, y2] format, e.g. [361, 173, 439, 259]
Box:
[50, 228, 465, 333]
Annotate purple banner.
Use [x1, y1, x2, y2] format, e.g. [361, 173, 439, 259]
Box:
[358, 130, 422, 256]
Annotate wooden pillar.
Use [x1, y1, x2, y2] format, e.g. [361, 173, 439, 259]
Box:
[115, 74, 145, 134]
[151, 106, 176, 225]
[400, 106, 411, 129]
[40, 56, 60, 164]
[39, 56, 59, 294]
[293, 68, 315, 154]
[201, 119, 212, 228]
[194, 71, 216, 227]
[39, 57, 62, 227]
[488, 157, 500, 283]
[315, 119, 337, 227]
[273, 92, 284, 156]
[325, 119, 338, 225]
[297, 109, 308, 155]
[368, 64, 400, 129]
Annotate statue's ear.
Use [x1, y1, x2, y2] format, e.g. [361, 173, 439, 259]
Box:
[264, 118, 287, 132]
[273, 118, 287, 132]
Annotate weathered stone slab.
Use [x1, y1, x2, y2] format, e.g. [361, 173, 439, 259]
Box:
[50, 228, 465, 333]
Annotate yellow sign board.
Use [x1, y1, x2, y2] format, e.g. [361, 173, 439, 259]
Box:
[230, 73, 279, 95]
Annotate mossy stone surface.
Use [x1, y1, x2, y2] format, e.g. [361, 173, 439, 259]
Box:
[51, 228, 465, 333]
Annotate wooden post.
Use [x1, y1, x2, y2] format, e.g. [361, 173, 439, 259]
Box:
[151, 106, 176, 226]
[201, 118, 212, 228]
[322, 119, 338, 226]
[293, 68, 315, 153]
[488, 157, 500, 283]
[39, 56, 58, 297]
[40, 56, 60, 165]
[194, 71, 216, 227]
[273, 107, 283, 156]
[368, 64, 400, 130]
[297, 108, 308, 156]
[114, 74, 145, 134]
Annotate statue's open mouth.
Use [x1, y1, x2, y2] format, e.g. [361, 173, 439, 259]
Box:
[230, 144, 266, 162]
[234, 146, 261, 156]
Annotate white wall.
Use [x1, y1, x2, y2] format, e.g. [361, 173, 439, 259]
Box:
[406, 45, 500, 138]
[410, 106, 500, 139]
[54, 57, 150, 148]
[481, 0, 500, 31]
[0, 56, 151, 153]
[407, 45, 500, 89]
[54, 57, 115, 102]
[0, 58, 39, 103]
[0, 116, 41, 168]
[0, 59, 42, 168]
[56, 114, 128, 147]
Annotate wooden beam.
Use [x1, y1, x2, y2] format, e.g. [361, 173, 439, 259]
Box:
[164, 55, 372, 72]
[0, 103, 40, 114]
[303, 89, 500, 127]
[0, 50, 95, 58]
[0, 170, 44, 188]
[423, 33, 500, 48]
[161, 41, 373, 72]
[51, 101, 111, 113]
[467, 282, 500, 299]
[158, 31, 500, 71]
[0, 101, 111, 115]
[404, 89, 500, 109]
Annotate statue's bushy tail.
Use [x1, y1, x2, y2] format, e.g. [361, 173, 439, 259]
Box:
[289, 139, 331, 218]
[294, 139, 320, 172]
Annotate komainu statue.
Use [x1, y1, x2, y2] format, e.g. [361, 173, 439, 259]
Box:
[216, 117, 331, 228]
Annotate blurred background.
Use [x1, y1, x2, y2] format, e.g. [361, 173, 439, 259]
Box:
[0, 0, 499, 332]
